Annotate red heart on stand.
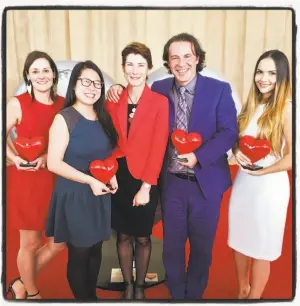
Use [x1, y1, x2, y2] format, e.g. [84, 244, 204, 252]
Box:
[89, 157, 118, 184]
[239, 135, 271, 163]
[14, 136, 46, 162]
[171, 129, 202, 154]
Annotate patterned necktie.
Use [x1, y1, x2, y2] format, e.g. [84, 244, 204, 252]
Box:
[176, 86, 188, 131]
[174, 86, 187, 172]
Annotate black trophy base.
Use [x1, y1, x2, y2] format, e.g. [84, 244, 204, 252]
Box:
[101, 184, 116, 193]
[172, 156, 188, 163]
[20, 162, 37, 168]
[241, 163, 263, 171]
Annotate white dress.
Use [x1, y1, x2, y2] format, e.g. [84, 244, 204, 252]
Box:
[228, 104, 290, 261]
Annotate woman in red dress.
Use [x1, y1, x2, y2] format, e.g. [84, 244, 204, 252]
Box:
[6, 51, 65, 299]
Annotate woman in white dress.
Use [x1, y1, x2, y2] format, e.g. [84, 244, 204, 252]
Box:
[228, 50, 292, 299]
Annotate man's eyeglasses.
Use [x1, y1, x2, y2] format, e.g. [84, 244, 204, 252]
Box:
[77, 78, 103, 89]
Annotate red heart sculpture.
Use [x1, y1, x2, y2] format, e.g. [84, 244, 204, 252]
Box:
[171, 129, 202, 154]
[239, 135, 271, 163]
[14, 136, 46, 162]
[89, 157, 118, 184]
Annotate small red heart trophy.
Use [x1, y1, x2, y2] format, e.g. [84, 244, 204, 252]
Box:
[14, 136, 47, 167]
[89, 157, 118, 191]
[171, 129, 202, 162]
[239, 135, 271, 171]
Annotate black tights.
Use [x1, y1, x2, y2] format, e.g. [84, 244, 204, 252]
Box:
[116, 232, 151, 298]
[67, 241, 103, 301]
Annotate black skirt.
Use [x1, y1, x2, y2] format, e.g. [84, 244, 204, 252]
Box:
[111, 157, 159, 237]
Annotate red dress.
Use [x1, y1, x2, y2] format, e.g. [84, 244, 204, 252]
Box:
[6, 93, 64, 230]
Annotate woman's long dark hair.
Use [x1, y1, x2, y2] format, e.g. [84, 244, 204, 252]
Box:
[64, 60, 118, 148]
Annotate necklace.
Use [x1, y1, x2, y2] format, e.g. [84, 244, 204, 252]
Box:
[128, 93, 141, 123]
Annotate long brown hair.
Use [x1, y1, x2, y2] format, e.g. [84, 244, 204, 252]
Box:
[238, 50, 291, 155]
[23, 50, 58, 101]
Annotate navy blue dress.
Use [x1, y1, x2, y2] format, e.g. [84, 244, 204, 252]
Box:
[46, 106, 114, 247]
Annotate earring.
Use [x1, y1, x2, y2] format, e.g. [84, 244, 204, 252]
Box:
[26, 80, 32, 96]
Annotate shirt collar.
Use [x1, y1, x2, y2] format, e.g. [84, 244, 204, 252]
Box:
[174, 73, 198, 94]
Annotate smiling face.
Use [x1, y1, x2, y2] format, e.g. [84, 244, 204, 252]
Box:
[254, 58, 277, 96]
[168, 41, 199, 86]
[123, 53, 148, 88]
[74, 68, 102, 106]
[27, 58, 55, 93]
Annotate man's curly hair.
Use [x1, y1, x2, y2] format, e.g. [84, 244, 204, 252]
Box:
[162, 33, 206, 74]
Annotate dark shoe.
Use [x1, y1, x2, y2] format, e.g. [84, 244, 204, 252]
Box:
[135, 283, 145, 300]
[26, 290, 40, 299]
[7, 277, 25, 299]
[123, 279, 134, 300]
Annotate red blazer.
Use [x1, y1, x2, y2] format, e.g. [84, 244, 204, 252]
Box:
[106, 85, 169, 185]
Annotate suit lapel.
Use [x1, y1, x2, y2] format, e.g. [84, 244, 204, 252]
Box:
[155, 78, 175, 133]
[188, 74, 207, 132]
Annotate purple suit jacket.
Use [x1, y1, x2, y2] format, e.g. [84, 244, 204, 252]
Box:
[151, 74, 238, 200]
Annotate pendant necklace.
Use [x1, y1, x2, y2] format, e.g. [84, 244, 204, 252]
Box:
[128, 93, 140, 123]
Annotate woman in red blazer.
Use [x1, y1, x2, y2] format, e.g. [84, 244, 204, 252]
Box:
[106, 42, 169, 300]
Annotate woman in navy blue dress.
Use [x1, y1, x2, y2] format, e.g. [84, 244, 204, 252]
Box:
[46, 61, 118, 300]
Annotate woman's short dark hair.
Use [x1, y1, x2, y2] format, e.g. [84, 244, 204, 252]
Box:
[121, 42, 153, 69]
[22, 50, 58, 101]
[162, 33, 206, 74]
[64, 60, 118, 148]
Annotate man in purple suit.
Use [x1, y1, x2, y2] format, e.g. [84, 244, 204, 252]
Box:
[107, 33, 238, 299]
